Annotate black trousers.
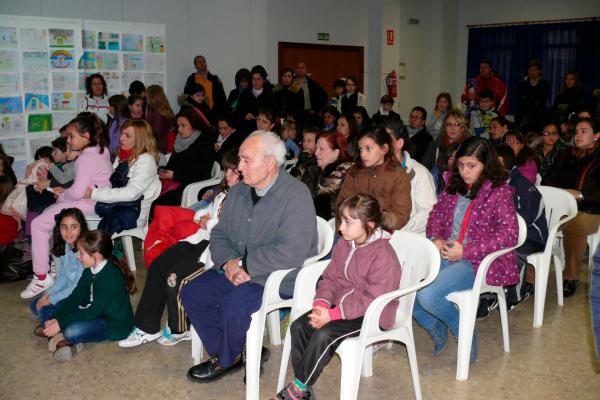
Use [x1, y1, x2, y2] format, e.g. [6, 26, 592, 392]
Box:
[134, 240, 208, 334]
[291, 311, 363, 386]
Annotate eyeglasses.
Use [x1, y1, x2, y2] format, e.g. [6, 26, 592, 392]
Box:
[542, 131, 559, 137]
[409, 114, 424, 120]
[446, 122, 461, 128]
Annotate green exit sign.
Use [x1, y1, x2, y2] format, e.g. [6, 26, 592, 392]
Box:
[317, 32, 330, 41]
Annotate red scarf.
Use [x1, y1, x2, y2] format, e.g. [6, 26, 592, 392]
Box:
[119, 148, 133, 162]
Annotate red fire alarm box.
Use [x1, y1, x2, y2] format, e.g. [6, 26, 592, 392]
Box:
[386, 30, 394, 45]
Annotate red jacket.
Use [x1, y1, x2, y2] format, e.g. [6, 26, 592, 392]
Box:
[313, 229, 402, 329]
[461, 75, 509, 116]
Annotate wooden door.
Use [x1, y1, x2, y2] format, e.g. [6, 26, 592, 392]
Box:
[278, 42, 364, 97]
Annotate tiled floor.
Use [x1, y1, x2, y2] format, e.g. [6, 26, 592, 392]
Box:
[1, 245, 599, 400]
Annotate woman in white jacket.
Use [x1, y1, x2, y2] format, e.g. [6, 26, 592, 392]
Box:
[84, 119, 161, 227]
[385, 120, 437, 235]
[118, 150, 243, 348]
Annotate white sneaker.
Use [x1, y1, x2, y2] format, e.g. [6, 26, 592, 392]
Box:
[157, 325, 191, 346]
[20, 275, 54, 299]
[118, 327, 161, 348]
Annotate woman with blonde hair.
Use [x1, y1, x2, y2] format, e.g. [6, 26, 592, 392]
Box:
[84, 119, 161, 233]
[422, 108, 472, 169]
[146, 85, 175, 154]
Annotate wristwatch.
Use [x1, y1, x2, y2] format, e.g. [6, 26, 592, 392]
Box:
[577, 191, 584, 202]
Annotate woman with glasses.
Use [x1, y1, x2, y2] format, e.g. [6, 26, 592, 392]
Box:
[534, 122, 568, 178]
[422, 109, 472, 170]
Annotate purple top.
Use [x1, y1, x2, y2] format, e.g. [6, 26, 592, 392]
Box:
[517, 159, 538, 184]
[427, 180, 519, 286]
[108, 116, 127, 155]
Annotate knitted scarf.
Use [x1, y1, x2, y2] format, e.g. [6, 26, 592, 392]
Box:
[173, 131, 200, 153]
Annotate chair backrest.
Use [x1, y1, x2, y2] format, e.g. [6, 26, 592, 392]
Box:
[388, 231, 441, 326]
[180, 177, 223, 207]
[537, 186, 578, 248]
[535, 173, 542, 186]
[303, 216, 334, 265]
[283, 159, 296, 172]
[211, 161, 222, 179]
[472, 214, 527, 291]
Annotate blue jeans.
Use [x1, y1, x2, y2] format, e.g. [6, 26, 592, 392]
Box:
[591, 244, 600, 360]
[413, 259, 475, 338]
[30, 296, 63, 325]
[63, 318, 108, 344]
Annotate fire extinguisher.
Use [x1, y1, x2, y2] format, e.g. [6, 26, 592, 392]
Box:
[386, 70, 397, 98]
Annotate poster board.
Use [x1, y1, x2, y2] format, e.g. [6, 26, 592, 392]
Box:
[0, 15, 166, 176]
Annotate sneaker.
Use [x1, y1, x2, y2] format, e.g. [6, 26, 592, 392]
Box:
[476, 295, 498, 319]
[20, 275, 54, 299]
[157, 325, 191, 346]
[272, 383, 312, 400]
[118, 327, 161, 348]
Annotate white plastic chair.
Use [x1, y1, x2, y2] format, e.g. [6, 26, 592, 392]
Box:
[535, 173, 542, 186]
[283, 159, 296, 172]
[180, 177, 223, 208]
[277, 231, 441, 400]
[526, 186, 578, 327]
[190, 216, 334, 400]
[446, 214, 526, 381]
[587, 226, 600, 271]
[210, 161, 222, 179]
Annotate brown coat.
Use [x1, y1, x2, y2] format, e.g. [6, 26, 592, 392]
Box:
[336, 157, 412, 230]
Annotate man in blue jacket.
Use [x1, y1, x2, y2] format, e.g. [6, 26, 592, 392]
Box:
[181, 130, 318, 383]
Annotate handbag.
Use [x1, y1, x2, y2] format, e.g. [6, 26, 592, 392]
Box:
[0, 245, 33, 283]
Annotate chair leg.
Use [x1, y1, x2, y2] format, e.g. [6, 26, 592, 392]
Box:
[277, 328, 292, 392]
[339, 346, 363, 400]
[267, 310, 281, 346]
[121, 236, 136, 272]
[361, 345, 373, 377]
[532, 256, 549, 328]
[553, 255, 564, 306]
[245, 311, 265, 400]
[190, 326, 203, 365]
[404, 328, 423, 400]
[496, 289, 510, 352]
[455, 298, 476, 381]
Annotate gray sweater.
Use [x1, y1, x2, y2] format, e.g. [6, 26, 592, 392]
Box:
[49, 161, 75, 185]
[210, 169, 318, 295]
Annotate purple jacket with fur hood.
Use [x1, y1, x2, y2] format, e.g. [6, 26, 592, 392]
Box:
[427, 180, 519, 286]
[313, 229, 402, 329]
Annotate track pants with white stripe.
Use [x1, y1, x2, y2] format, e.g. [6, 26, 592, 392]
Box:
[291, 311, 363, 386]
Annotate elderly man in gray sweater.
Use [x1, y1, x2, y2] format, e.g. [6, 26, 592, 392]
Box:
[182, 130, 318, 383]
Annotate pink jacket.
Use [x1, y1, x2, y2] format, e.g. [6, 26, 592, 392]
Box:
[517, 159, 538, 184]
[58, 146, 112, 203]
[426, 180, 519, 286]
[313, 229, 402, 330]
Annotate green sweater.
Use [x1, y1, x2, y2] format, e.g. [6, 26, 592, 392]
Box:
[53, 261, 134, 341]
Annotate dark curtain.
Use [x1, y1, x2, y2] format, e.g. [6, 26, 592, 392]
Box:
[467, 21, 600, 115]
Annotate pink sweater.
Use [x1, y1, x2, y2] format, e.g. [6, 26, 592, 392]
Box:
[58, 146, 112, 203]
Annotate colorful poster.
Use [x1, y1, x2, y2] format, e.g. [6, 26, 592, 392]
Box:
[23, 73, 49, 92]
[49, 29, 74, 48]
[78, 72, 92, 91]
[78, 51, 96, 70]
[24, 93, 50, 112]
[96, 52, 119, 70]
[0, 27, 18, 49]
[0, 114, 24, 135]
[122, 34, 143, 52]
[144, 54, 165, 72]
[103, 71, 120, 91]
[20, 28, 48, 49]
[145, 36, 165, 53]
[144, 73, 165, 87]
[50, 49, 74, 70]
[28, 113, 53, 132]
[53, 112, 76, 130]
[0, 96, 23, 114]
[0, 50, 18, 72]
[23, 51, 48, 72]
[123, 54, 144, 71]
[98, 32, 119, 51]
[51, 92, 76, 111]
[83, 30, 96, 49]
[121, 72, 143, 90]
[0, 137, 27, 159]
[52, 72, 77, 91]
[0, 74, 20, 95]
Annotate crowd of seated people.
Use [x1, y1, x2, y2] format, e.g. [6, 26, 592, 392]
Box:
[1, 53, 598, 398]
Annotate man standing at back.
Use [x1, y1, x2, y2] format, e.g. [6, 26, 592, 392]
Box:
[461, 58, 508, 116]
[184, 54, 227, 117]
[294, 62, 328, 126]
[181, 130, 318, 383]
